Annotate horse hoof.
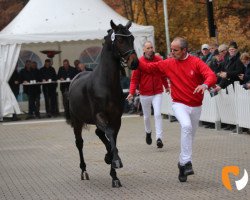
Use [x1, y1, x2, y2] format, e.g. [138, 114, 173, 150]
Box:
[104, 153, 112, 165]
[112, 179, 122, 188]
[81, 171, 89, 180]
[112, 159, 123, 169]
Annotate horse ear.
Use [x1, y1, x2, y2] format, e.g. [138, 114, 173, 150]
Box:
[125, 21, 132, 29]
[110, 20, 117, 30]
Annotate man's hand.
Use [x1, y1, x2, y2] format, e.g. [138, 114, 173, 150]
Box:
[193, 84, 207, 94]
[126, 93, 134, 101]
[219, 72, 227, 78]
[238, 74, 244, 80]
[214, 85, 221, 92]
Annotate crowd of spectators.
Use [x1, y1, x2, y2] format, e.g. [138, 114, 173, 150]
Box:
[196, 41, 250, 131]
[8, 40, 249, 130]
[8, 59, 92, 120]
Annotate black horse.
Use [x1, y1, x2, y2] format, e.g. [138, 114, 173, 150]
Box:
[64, 20, 138, 188]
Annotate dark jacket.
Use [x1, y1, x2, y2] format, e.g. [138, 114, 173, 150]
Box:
[19, 68, 32, 95]
[243, 63, 250, 84]
[209, 59, 225, 84]
[39, 66, 57, 91]
[57, 66, 77, 93]
[219, 52, 245, 88]
[29, 68, 42, 95]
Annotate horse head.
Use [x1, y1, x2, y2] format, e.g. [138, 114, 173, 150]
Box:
[108, 20, 139, 70]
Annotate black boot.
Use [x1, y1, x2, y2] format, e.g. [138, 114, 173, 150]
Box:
[178, 163, 187, 182]
[184, 161, 194, 176]
[156, 138, 163, 148]
[146, 132, 152, 145]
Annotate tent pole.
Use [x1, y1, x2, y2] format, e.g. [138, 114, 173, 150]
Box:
[57, 43, 62, 66]
[163, 0, 171, 56]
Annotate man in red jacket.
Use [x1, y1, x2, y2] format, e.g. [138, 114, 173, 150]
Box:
[127, 41, 169, 148]
[138, 37, 217, 182]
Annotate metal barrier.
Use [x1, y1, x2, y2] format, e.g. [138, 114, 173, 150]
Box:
[215, 84, 237, 125]
[200, 90, 221, 129]
[161, 82, 250, 133]
[235, 82, 250, 129]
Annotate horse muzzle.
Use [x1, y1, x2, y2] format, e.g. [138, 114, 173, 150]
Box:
[126, 52, 139, 70]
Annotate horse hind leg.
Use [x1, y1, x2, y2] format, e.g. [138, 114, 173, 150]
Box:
[95, 128, 112, 164]
[73, 123, 89, 180]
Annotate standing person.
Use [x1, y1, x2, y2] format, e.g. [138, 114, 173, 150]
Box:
[19, 60, 34, 119]
[73, 59, 80, 70]
[201, 44, 212, 65]
[127, 41, 169, 148]
[29, 61, 41, 118]
[138, 37, 217, 182]
[57, 59, 77, 111]
[39, 59, 57, 118]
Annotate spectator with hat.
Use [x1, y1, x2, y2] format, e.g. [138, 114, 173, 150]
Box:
[201, 44, 213, 65]
[218, 44, 229, 63]
[209, 49, 225, 84]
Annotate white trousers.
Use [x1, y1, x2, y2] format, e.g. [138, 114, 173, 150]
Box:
[140, 94, 163, 140]
[172, 102, 201, 166]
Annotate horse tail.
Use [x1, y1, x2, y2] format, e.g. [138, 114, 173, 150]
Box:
[63, 91, 71, 125]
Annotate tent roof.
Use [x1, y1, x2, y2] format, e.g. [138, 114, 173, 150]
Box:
[0, 0, 153, 45]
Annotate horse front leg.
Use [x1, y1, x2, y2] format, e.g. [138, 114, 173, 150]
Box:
[95, 128, 112, 164]
[105, 127, 123, 169]
[73, 124, 89, 180]
[106, 127, 123, 188]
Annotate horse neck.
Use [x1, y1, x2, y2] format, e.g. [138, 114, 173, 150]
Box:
[96, 43, 121, 85]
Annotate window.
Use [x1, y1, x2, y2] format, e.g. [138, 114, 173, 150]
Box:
[17, 50, 42, 71]
[79, 46, 102, 70]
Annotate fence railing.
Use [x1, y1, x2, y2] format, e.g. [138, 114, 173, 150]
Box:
[161, 82, 250, 133]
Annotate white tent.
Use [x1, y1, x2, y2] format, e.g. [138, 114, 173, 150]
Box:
[0, 0, 154, 119]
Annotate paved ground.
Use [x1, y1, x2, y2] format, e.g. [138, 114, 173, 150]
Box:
[0, 115, 249, 200]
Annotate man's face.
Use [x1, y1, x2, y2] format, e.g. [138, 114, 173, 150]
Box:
[201, 48, 210, 56]
[74, 60, 80, 67]
[171, 41, 186, 60]
[143, 42, 154, 58]
[45, 61, 51, 67]
[219, 49, 227, 58]
[31, 62, 37, 69]
[228, 47, 237, 57]
[241, 58, 250, 66]
[63, 61, 69, 68]
[25, 61, 31, 69]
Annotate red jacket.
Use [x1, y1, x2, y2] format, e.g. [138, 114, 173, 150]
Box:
[139, 54, 217, 107]
[129, 55, 169, 96]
